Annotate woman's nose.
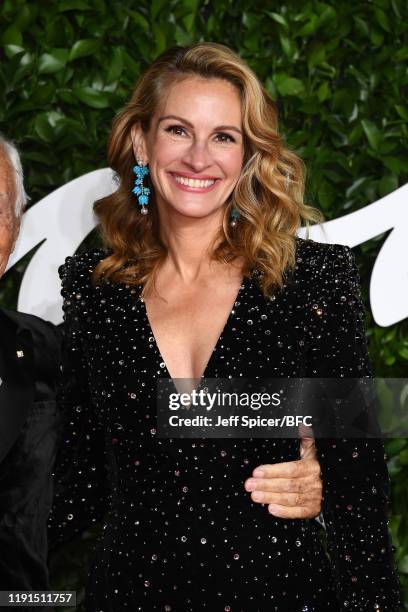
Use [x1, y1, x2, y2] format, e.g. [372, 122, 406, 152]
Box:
[182, 141, 213, 170]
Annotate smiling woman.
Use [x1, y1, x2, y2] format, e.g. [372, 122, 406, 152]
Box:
[92, 43, 322, 298]
[146, 92, 240, 197]
[51, 42, 401, 612]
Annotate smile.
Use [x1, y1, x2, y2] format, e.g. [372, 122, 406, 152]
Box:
[169, 173, 220, 193]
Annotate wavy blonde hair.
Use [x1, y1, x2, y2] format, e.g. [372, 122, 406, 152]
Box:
[93, 42, 323, 298]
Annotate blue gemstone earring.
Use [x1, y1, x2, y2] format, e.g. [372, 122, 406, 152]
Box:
[132, 159, 150, 215]
[230, 206, 240, 227]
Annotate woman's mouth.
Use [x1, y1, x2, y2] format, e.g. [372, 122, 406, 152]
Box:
[169, 172, 220, 193]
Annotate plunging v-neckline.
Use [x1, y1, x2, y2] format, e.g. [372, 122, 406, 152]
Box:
[139, 274, 248, 382]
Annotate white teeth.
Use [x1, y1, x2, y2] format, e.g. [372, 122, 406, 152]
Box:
[174, 175, 215, 188]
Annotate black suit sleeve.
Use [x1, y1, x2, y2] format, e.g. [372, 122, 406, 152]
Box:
[308, 244, 402, 611]
[48, 254, 108, 548]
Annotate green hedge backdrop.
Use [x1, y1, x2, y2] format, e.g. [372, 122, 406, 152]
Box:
[1, 0, 407, 609]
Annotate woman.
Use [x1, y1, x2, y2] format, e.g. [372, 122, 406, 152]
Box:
[53, 43, 401, 611]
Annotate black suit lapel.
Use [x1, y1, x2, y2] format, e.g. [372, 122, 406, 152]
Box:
[0, 309, 35, 463]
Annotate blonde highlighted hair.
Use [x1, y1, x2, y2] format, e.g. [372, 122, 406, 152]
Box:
[93, 42, 323, 297]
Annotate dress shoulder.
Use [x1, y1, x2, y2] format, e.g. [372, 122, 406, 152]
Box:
[58, 248, 109, 300]
[294, 237, 358, 295]
[295, 235, 350, 265]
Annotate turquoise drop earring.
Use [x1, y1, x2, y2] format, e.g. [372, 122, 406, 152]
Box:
[230, 207, 240, 227]
[132, 159, 150, 215]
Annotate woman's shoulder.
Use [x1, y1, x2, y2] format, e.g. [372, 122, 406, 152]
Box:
[292, 237, 361, 308]
[58, 248, 110, 296]
[294, 236, 355, 281]
[295, 235, 351, 262]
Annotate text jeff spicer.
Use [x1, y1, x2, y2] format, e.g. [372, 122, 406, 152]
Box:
[168, 415, 313, 428]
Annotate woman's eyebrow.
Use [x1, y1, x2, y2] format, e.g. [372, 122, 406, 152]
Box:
[158, 114, 242, 135]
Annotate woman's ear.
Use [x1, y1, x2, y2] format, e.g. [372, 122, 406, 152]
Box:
[130, 123, 148, 164]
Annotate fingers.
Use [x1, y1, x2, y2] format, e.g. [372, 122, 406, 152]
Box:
[246, 447, 323, 519]
[244, 475, 323, 519]
[249, 489, 321, 507]
[252, 458, 321, 480]
[245, 474, 322, 494]
[299, 436, 316, 460]
[267, 503, 322, 519]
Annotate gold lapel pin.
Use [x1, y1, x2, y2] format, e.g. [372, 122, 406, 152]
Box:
[16, 350, 24, 358]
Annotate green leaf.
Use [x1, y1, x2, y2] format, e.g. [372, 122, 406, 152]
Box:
[317, 81, 330, 102]
[370, 30, 384, 47]
[379, 175, 398, 197]
[182, 2, 198, 32]
[151, 0, 168, 21]
[57, 0, 91, 10]
[152, 23, 167, 56]
[57, 89, 77, 104]
[274, 73, 305, 96]
[265, 11, 288, 28]
[383, 156, 408, 173]
[374, 7, 391, 32]
[279, 33, 297, 60]
[345, 176, 370, 198]
[34, 114, 55, 143]
[387, 463, 402, 477]
[353, 16, 369, 37]
[385, 439, 407, 457]
[348, 124, 363, 146]
[399, 554, 408, 574]
[398, 449, 408, 467]
[361, 119, 381, 150]
[38, 49, 69, 74]
[379, 142, 398, 155]
[317, 5, 337, 27]
[4, 44, 25, 59]
[174, 25, 195, 46]
[69, 39, 100, 61]
[395, 105, 408, 120]
[398, 347, 408, 360]
[297, 15, 319, 36]
[264, 76, 277, 100]
[73, 86, 111, 108]
[318, 179, 336, 209]
[184, 0, 199, 7]
[106, 47, 124, 83]
[1, 25, 23, 46]
[308, 44, 326, 68]
[23, 151, 56, 165]
[129, 10, 150, 30]
[394, 47, 408, 61]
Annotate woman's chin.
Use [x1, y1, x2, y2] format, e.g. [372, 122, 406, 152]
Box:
[160, 198, 220, 221]
[169, 207, 216, 221]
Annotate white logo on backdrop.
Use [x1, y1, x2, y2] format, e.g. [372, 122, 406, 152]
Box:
[4, 169, 408, 327]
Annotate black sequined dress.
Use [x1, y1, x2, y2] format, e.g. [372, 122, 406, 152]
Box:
[49, 237, 401, 612]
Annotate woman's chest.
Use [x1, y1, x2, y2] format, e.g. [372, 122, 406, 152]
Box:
[83, 278, 309, 397]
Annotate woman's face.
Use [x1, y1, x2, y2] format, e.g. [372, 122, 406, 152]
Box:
[131, 76, 245, 220]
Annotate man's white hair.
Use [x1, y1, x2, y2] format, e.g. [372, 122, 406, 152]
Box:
[0, 133, 29, 218]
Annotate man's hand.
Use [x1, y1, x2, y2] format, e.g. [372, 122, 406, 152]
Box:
[244, 437, 323, 519]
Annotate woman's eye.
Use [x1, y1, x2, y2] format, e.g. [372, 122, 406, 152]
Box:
[165, 125, 187, 136]
[215, 133, 235, 143]
[164, 126, 235, 143]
